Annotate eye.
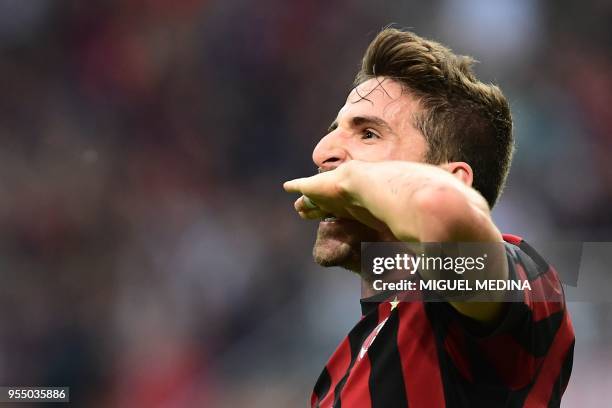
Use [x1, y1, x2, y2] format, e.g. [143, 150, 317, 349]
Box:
[361, 129, 380, 140]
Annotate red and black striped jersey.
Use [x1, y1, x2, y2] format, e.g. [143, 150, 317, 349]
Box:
[311, 235, 575, 408]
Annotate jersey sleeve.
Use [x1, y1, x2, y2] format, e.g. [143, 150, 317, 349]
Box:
[436, 236, 575, 405]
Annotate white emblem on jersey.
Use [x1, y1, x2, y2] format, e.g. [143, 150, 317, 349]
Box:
[359, 318, 388, 360]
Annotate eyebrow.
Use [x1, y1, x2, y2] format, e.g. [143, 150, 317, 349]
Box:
[327, 115, 393, 133]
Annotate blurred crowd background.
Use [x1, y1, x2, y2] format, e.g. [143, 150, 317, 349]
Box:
[0, 0, 610, 406]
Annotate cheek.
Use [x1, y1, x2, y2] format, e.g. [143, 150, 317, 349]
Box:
[350, 139, 423, 162]
[390, 139, 427, 162]
[351, 142, 396, 162]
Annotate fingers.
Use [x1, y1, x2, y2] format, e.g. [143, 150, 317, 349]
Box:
[297, 210, 325, 220]
[302, 196, 318, 209]
[283, 171, 334, 195]
[284, 171, 348, 221]
[295, 196, 325, 220]
[283, 178, 307, 193]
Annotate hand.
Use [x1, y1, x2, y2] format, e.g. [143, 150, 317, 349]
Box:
[283, 162, 388, 231]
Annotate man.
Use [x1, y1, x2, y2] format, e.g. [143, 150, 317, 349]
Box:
[284, 28, 574, 407]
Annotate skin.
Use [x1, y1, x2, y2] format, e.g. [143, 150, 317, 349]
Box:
[283, 77, 508, 323]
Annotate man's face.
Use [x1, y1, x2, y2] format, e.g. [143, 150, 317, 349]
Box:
[311, 77, 428, 271]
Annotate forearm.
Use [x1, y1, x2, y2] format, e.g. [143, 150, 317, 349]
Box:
[349, 161, 508, 323]
[284, 160, 508, 323]
[347, 161, 500, 243]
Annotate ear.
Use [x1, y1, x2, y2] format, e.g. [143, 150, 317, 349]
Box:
[440, 162, 473, 187]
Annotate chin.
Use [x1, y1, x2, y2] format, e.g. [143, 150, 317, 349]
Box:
[312, 219, 381, 272]
[313, 238, 360, 270]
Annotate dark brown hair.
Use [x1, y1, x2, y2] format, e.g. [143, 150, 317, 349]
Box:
[355, 28, 513, 207]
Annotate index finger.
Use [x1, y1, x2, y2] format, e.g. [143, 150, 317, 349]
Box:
[283, 178, 306, 193]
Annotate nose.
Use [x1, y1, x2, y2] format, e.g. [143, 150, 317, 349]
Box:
[312, 131, 348, 170]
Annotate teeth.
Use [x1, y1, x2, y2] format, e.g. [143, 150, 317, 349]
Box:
[324, 216, 338, 222]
